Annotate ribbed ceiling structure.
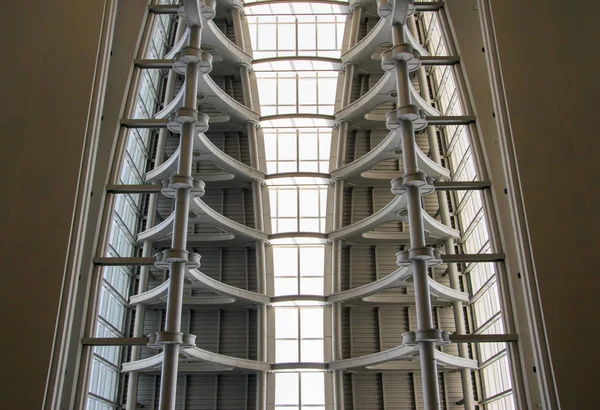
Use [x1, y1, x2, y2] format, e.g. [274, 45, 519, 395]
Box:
[80, 0, 520, 409]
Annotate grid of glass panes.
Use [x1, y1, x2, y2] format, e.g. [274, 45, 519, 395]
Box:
[265, 128, 332, 173]
[430, 64, 463, 117]
[275, 307, 325, 363]
[445, 125, 477, 184]
[269, 186, 328, 233]
[419, 11, 515, 408]
[87, 9, 176, 409]
[420, 8, 449, 57]
[273, 246, 325, 296]
[247, 14, 345, 59]
[256, 71, 338, 116]
[246, 5, 344, 408]
[275, 372, 326, 409]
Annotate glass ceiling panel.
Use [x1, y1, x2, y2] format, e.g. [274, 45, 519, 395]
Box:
[264, 128, 332, 174]
[245, 1, 348, 15]
[248, 14, 345, 58]
[248, 2, 343, 402]
[256, 71, 338, 116]
[253, 58, 341, 72]
[260, 116, 334, 128]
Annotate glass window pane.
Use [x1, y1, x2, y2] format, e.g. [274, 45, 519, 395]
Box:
[273, 247, 298, 276]
[301, 309, 323, 338]
[276, 373, 299, 405]
[299, 218, 320, 232]
[277, 218, 298, 233]
[258, 25, 277, 50]
[278, 134, 297, 160]
[264, 132, 277, 160]
[299, 79, 317, 105]
[278, 161, 297, 173]
[279, 79, 297, 104]
[301, 340, 324, 362]
[299, 247, 324, 276]
[278, 24, 296, 50]
[300, 278, 323, 295]
[276, 340, 299, 362]
[276, 309, 298, 338]
[299, 133, 318, 160]
[301, 373, 325, 405]
[278, 189, 298, 217]
[317, 24, 336, 50]
[275, 277, 299, 296]
[299, 190, 320, 217]
[317, 78, 337, 105]
[318, 132, 331, 160]
[298, 24, 316, 50]
[257, 78, 277, 104]
[299, 161, 320, 172]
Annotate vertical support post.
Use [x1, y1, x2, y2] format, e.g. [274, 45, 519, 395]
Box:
[347, 5, 363, 49]
[125, 16, 186, 410]
[249, 131, 267, 410]
[340, 64, 355, 111]
[236, 15, 266, 402]
[255, 240, 268, 410]
[408, 15, 475, 409]
[157, 21, 204, 410]
[392, 23, 440, 410]
[240, 64, 255, 112]
[331, 180, 344, 410]
[230, 5, 246, 52]
[235, 7, 267, 401]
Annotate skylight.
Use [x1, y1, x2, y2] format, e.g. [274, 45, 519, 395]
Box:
[247, 1, 344, 406]
[245, 1, 348, 16]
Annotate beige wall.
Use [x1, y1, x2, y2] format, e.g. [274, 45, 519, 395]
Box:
[0, 0, 107, 408]
[488, 1, 600, 407]
[449, 0, 600, 408]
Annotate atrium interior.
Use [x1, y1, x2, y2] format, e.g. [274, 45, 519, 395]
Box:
[1, 0, 598, 409]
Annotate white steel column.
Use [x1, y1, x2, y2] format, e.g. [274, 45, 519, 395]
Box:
[230, 4, 246, 52]
[125, 16, 186, 410]
[155, 3, 214, 405]
[389, 22, 441, 409]
[331, 179, 344, 410]
[408, 16, 475, 410]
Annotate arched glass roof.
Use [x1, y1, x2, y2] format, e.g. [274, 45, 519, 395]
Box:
[245, 0, 348, 15]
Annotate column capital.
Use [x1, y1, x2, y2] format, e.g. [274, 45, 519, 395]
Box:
[228, 1, 245, 16]
[330, 176, 347, 186]
[333, 118, 348, 129]
[239, 61, 254, 73]
[248, 119, 261, 130]
[349, 2, 365, 15]
[340, 61, 357, 72]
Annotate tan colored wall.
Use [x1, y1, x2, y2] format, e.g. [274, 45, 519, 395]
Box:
[448, 0, 600, 408]
[0, 1, 107, 408]
[487, 1, 600, 407]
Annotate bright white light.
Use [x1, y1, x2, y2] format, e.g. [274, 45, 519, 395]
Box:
[301, 373, 325, 404]
[248, 4, 339, 405]
[300, 309, 323, 338]
[253, 59, 341, 72]
[276, 309, 299, 338]
[245, 1, 348, 16]
[275, 373, 299, 405]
